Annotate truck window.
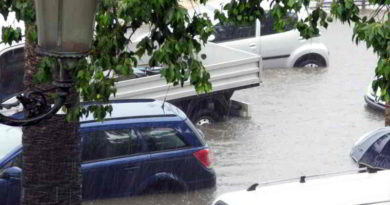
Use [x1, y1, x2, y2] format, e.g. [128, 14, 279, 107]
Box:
[138, 127, 188, 152]
[212, 22, 256, 43]
[81, 129, 142, 162]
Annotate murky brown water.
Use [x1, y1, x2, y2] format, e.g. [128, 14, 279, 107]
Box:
[85, 20, 383, 205]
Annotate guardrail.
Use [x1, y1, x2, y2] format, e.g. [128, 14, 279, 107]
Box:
[310, 0, 368, 9]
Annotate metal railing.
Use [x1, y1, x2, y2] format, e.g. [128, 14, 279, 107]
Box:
[311, 0, 368, 9]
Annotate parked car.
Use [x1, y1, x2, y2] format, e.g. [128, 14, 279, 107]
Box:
[212, 169, 390, 205]
[364, 81, 385, 112]
[190, 3, 330, 69]
[0, 99, 216, 205]
[0, 44, 25, 101]
[351, 127, 390, 170]
[133, 3, 329, 69]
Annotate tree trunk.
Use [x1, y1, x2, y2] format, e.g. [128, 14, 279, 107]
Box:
[385, 103, 390, 127]
[21, 24, 82, 205]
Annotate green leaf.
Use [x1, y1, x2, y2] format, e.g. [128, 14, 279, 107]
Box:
[287, 0, 295, 7]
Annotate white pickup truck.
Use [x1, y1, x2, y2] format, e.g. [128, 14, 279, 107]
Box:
[0, 42, 262, 125]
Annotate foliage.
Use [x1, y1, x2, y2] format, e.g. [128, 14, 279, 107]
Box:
[0, 0, 35, 43]
[0, 0, 214, 120]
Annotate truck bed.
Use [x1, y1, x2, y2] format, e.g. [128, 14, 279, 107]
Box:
[114, 42, 262, 100]
[0, 43, 262, 103]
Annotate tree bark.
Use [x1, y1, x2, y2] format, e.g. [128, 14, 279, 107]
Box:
[385, 103, 390, 127]
[21, 24, 82, 205]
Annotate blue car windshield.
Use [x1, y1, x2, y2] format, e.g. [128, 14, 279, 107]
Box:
[0, 124, 22, 160]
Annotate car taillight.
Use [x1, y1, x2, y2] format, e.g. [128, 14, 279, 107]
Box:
[193, 149, 212, 168]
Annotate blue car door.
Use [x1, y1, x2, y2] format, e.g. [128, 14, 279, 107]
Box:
[0, 152, 22, 205]
[80, 126, 148, 199]
[5, 175, 21, 205]
[0, 178, 8, 201]
[0, 177, 21, 205]
[136, 124, 193, 186]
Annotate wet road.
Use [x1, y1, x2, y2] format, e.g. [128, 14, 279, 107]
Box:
[85, 21, 383, 204]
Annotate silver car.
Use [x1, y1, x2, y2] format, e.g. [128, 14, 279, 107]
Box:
[365, 81, 385, 111]
[200, 2, 330, 68]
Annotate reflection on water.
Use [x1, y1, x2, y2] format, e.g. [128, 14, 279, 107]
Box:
[364, 105, 384, 121]
[209, 20, 383, 198]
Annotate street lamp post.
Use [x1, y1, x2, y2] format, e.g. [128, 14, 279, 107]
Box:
[0, 0, 98, 126]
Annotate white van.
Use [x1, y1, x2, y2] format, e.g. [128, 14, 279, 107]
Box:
[213, 169, 390, 205]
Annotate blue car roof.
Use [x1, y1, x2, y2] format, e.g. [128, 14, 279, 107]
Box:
[81, 99, 187, 122]
[0, 99, 189, 166]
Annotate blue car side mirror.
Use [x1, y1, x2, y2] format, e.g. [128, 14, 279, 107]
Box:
[2, 167, 22, 180]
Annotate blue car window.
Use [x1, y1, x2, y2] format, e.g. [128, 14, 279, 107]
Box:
[381, 135, 390, 156]
[138, 127, 187, 152]
[0, 153, 22, 175]
[363, 134, 390, 162]
[81, 128, 142, 162]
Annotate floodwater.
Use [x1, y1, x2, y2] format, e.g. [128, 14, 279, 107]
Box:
[84, 20, 383, 204]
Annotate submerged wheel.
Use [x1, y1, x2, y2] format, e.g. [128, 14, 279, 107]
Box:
[192, 109, 220, 126]
[143, 180, 187, 194]
[294, 54, 326, 68]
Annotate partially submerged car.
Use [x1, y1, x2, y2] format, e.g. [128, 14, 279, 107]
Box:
[133, 3, 330, 69]
[351, 127, 390, 170]
[0, 100, 216, 205]
[1, 41, 262, 127]
[364, 82, 385, 112]
[195, 2, 330, 69]
[213, 169, 390, 205]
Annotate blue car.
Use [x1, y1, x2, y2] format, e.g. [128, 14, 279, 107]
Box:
[0, 99, 216, 204]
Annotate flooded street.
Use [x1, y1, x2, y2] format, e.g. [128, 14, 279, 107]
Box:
[84, 19, 384, 205]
